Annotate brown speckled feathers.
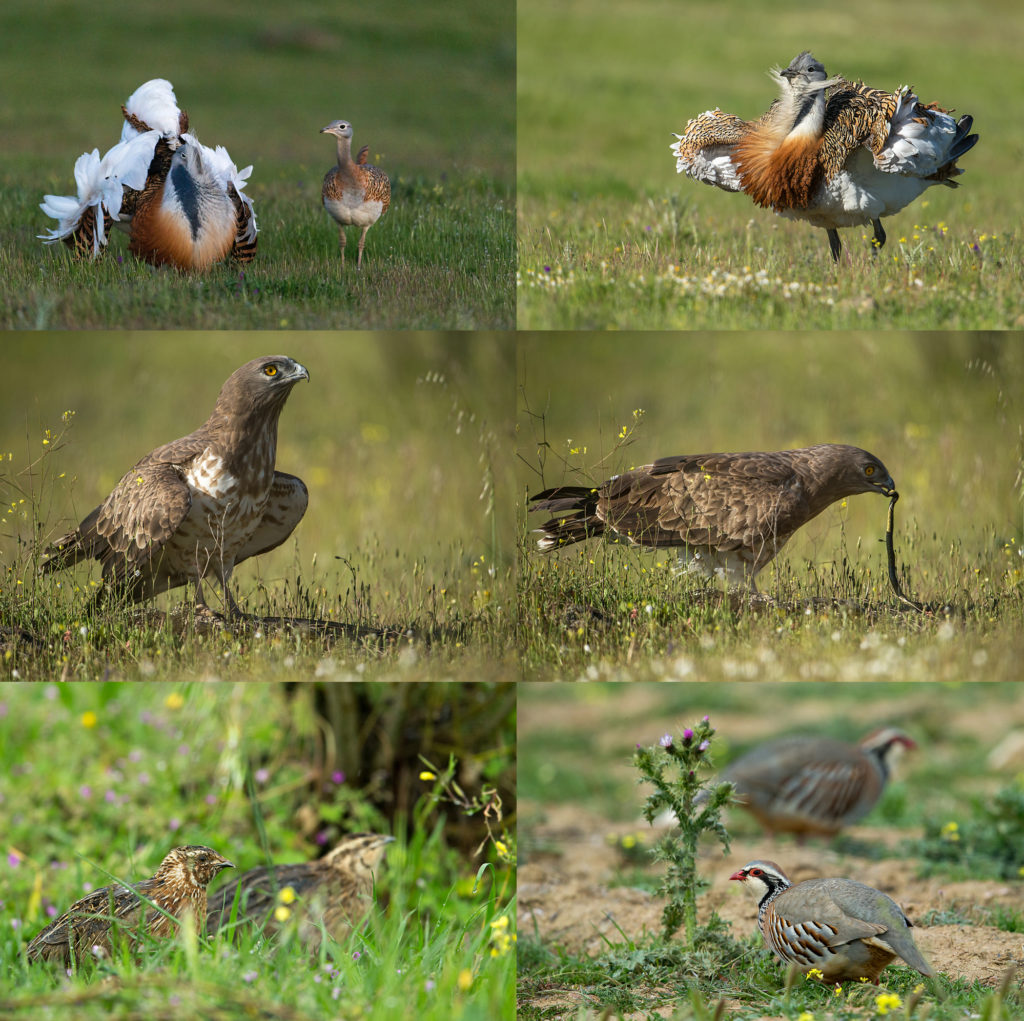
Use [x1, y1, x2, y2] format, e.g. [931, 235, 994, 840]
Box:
[27, 845, 233, 965]
[207, 833, 393, 950]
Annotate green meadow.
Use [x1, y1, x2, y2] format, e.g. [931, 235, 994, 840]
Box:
[516, 333, 1024, 679]
[1, 334, 516, 681]
[0, 0, 514, 329]
[0, 681, 516, 1020]
[517, 0, 1023, 329]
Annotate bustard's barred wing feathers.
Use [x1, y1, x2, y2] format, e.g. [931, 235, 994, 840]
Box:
[356, 145, 369, 165]
[820, 79, 977, 181]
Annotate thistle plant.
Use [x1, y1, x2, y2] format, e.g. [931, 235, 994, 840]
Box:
[634, 716, 733, 945]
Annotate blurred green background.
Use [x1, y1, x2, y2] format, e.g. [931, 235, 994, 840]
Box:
[3, 0, 513, 178]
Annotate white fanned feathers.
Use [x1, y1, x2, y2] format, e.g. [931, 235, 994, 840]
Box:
[40, 79, 257, 269]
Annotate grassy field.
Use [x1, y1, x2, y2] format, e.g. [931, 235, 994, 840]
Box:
[517, 0, 1023, 330]
[0, 0, 514, 329]
[0, 681, 516, 1020]
[1, 334, 516, 681]
[516, 333, 1024, 680]
[518, 681, 1024, 1020]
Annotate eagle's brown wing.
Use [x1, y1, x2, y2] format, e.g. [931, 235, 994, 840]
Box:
[41, 433, 203, 582]
[599, 451, 810, 551]
[233, 471, 308, 564]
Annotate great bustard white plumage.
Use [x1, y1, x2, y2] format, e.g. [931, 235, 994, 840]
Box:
[40, 79, 257, 270]
[320, 120, 391, 269]
[671, 52, 978, 260]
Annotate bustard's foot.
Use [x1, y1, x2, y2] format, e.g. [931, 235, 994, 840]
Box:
[826, 228, 842, 262]
[871, 219, 886, 254]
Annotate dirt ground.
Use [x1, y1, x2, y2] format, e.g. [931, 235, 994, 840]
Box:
[520, 805, 1024, 1017]
[518, 685, 1024, 1018]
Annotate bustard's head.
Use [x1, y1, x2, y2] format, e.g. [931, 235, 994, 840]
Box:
[321, 120, 353, 140]
[770, 51, 839, 94]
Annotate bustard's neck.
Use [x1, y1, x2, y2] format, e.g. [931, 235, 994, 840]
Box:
[777, 82, 828, 142]
[336, 134, 353, 167]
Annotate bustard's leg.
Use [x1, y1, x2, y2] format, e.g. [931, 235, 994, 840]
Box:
[871, 219, 886, 253]
[357, 226, 369, 270]
[826, 228, 842, 262]
[338, 226, 346, 267]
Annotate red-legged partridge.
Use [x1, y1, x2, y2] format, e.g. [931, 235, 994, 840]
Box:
[711, 728, 914, 840]
[320, 120, 391, 269]
[730, 860, 934, 984]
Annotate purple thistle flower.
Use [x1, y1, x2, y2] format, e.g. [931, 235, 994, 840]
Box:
[702, 715, 709, 722]
[660, 734, 673, 747]
[7, 852, 20, 868]
[331, 770, 346, 784]
[315, 830, 330, 846]
[543, 266, 551, 273]
[682, 728, 694, 742]
[79, 785, 93, 800]
[698, 740, 710, 752]
[242, 970, 258, 983]
[254, 768, 270, 784]
[168, 817, 181, 831]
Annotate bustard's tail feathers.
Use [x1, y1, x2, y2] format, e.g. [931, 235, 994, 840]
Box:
[120, 79, 183, 140]
[39, 132, 158, 251]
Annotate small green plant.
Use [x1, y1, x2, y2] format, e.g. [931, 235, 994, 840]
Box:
[912, 781, 1024, 880]
[633, 716, 733, 945]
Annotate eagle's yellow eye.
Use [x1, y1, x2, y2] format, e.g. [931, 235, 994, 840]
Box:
[264, 365, 278, 377]
[865, 465, 875, 476]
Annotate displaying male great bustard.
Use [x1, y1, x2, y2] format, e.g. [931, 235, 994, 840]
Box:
[40, 79, 257, 270]
[671, 52, 978, 260]
[320, 120, 391, 269]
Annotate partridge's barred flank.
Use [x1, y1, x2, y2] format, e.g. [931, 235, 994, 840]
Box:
[26, 845, 233, 965]
[730, 860, 934, 984]
[40, 79, 258, 270]
[40, 357, 309, 617]
[321, 120, 391, 269]
[706, 728, 915, 840]
[671, 51, 978, 260]
[530, 444, 896, 594]
[207, 833, 393, 950]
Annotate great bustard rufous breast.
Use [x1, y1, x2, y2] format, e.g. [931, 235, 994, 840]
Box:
[320, 120, 391, 269]
[40, 79, 258, 270]
[671, 52, 978, 260]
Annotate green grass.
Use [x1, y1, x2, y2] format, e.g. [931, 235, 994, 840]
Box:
[0, 681, 515, 1020]
[1, 334, 516, 681]
[0, 0, 514, 329]
[517, 0, 1023, 330]
[517, 682, 1023, 1020]
[516, 333, 1024, 680]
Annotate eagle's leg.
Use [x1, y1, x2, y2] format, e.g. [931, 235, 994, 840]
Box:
[871, 218, 886, 253]
[338, 226, 346, 267]
[357, 226, 369, 270]
[826, 228, 842, 262]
